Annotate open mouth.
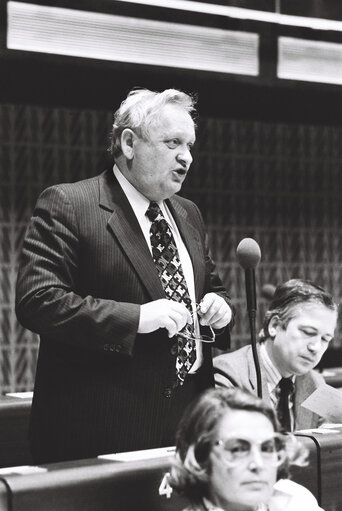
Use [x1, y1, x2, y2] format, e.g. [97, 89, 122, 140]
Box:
[173, 168, 187, 176]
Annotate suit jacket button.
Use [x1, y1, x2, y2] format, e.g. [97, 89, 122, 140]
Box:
[163, 388, 172, 398]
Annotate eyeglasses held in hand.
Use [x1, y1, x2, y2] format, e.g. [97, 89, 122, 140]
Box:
[177, 324, 215, 344]
[177, 303, 215, 344]
[214, 433, 287, 467]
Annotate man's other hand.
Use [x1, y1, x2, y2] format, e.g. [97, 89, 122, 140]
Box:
[197, 293, 232, 329]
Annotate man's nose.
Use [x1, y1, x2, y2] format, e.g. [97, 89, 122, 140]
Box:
[307, 336, 322, 352]
[177, 147, 193, 167]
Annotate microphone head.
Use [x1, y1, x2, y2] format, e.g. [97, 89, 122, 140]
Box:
[236, 238, 261, 269]
[261, 283, 276, 300]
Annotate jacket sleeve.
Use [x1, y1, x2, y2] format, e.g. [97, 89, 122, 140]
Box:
[213, 353, 241, 388]
[15, 186, 140, 356]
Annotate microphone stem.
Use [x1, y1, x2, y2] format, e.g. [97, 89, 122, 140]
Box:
[248, 309, 262, 399]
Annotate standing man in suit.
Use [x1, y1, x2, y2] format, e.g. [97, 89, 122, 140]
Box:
[16, 88, 233, 463]
[214, 279, 337, 431]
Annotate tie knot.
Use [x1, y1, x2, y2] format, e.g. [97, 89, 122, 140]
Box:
[278, 377, 294, 395]
[146, 201, 162, 222]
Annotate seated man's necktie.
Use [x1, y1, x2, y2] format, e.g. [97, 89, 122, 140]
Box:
[146, 201, 196, 386]
[276, 377, 294, 432]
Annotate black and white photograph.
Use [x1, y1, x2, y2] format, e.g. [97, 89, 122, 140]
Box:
[1, 1, 342, 510]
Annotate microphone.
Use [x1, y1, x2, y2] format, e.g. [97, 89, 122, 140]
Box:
[236, 238, 262, 398]
[236, 238, 261, 314]
[261, 283, 276, 301]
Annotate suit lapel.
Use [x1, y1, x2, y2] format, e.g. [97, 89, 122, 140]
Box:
[98, 169, 165, 300]
[242, 340, 318, 429]
[247, 345, 271, 405]
[167, 197, 205, 301]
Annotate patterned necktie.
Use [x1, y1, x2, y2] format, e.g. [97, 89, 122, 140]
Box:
[146, 201, 196, 386]
[276, 377, 294, 432]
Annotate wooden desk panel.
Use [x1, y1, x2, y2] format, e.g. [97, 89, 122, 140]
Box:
[0, 438, 322, 511]
[0, 397, 32, 468]
[310, 429, 342, 511]
[292, 434, 319, 500]
[0, 456, 188, 511]
[0, 432, 340, 511]
[0, 480, 9, 511]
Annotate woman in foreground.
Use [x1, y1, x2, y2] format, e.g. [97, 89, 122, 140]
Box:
[168, 387, 323, 511]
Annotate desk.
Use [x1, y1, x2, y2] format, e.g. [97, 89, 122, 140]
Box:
[292, 434, 319, 500]
[295, 427, 342, 511]
[323, 367, 342, 388]
[0, 481, 8, 511]
[309, 428, 342, 511]
[0, 437, 329, 511]
[0, 396, 32, 467]
[0, 454, 187, 511]
[0, 428, 341, 511]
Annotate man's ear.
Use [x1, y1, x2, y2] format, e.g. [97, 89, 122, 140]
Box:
[121, 128, 136, 160]
[268, 315, 280, 338]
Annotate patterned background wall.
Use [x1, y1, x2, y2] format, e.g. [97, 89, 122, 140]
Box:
[1, 104, 342, 393]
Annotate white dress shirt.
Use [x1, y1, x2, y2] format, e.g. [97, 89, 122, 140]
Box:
[113, 165, 203, 371]
[260, 341, 295, 431]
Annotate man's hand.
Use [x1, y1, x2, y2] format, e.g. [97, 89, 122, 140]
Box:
[138, 299, 192, 338]
[197, 293, 232, 329]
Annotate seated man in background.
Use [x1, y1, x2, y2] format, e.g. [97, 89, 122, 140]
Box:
[214, 279, 338, 431]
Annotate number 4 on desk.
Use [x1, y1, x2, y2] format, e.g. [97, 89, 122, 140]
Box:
[159, 472, 173, 499]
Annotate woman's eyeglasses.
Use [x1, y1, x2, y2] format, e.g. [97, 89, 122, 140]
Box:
[214, 433, 287, 467]
[177, 303, 215, 344]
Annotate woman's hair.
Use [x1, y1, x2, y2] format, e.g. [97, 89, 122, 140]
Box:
[108, 87, 197, 158]
[168, 387, 307, 504]
[260, 278, 338, 340]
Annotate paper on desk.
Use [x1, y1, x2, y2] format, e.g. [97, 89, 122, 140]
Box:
[99, 446, 175, 462]
[0, 465, 47, 475]
[296, 428, 340, 434]
[301, 383, 342, 422]
[6, 391, 33, 399]
[321, 423, 342, 428]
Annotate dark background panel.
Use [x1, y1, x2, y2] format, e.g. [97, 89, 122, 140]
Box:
[1, 0, 342, 392]
[1, 104, 342, 393]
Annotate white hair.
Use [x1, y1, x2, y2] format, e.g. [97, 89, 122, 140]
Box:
[109, 88, 197, 157]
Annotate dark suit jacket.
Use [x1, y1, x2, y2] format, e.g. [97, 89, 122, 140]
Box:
[214, 344, 324, 430]
[16, 169, 232, 463]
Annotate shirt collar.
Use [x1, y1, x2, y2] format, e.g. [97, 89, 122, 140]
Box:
[113, 164, 175, 229]
[260, 341, 295, 392]
[202, 497, 268, 511]
[113, 164, 151, 218]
